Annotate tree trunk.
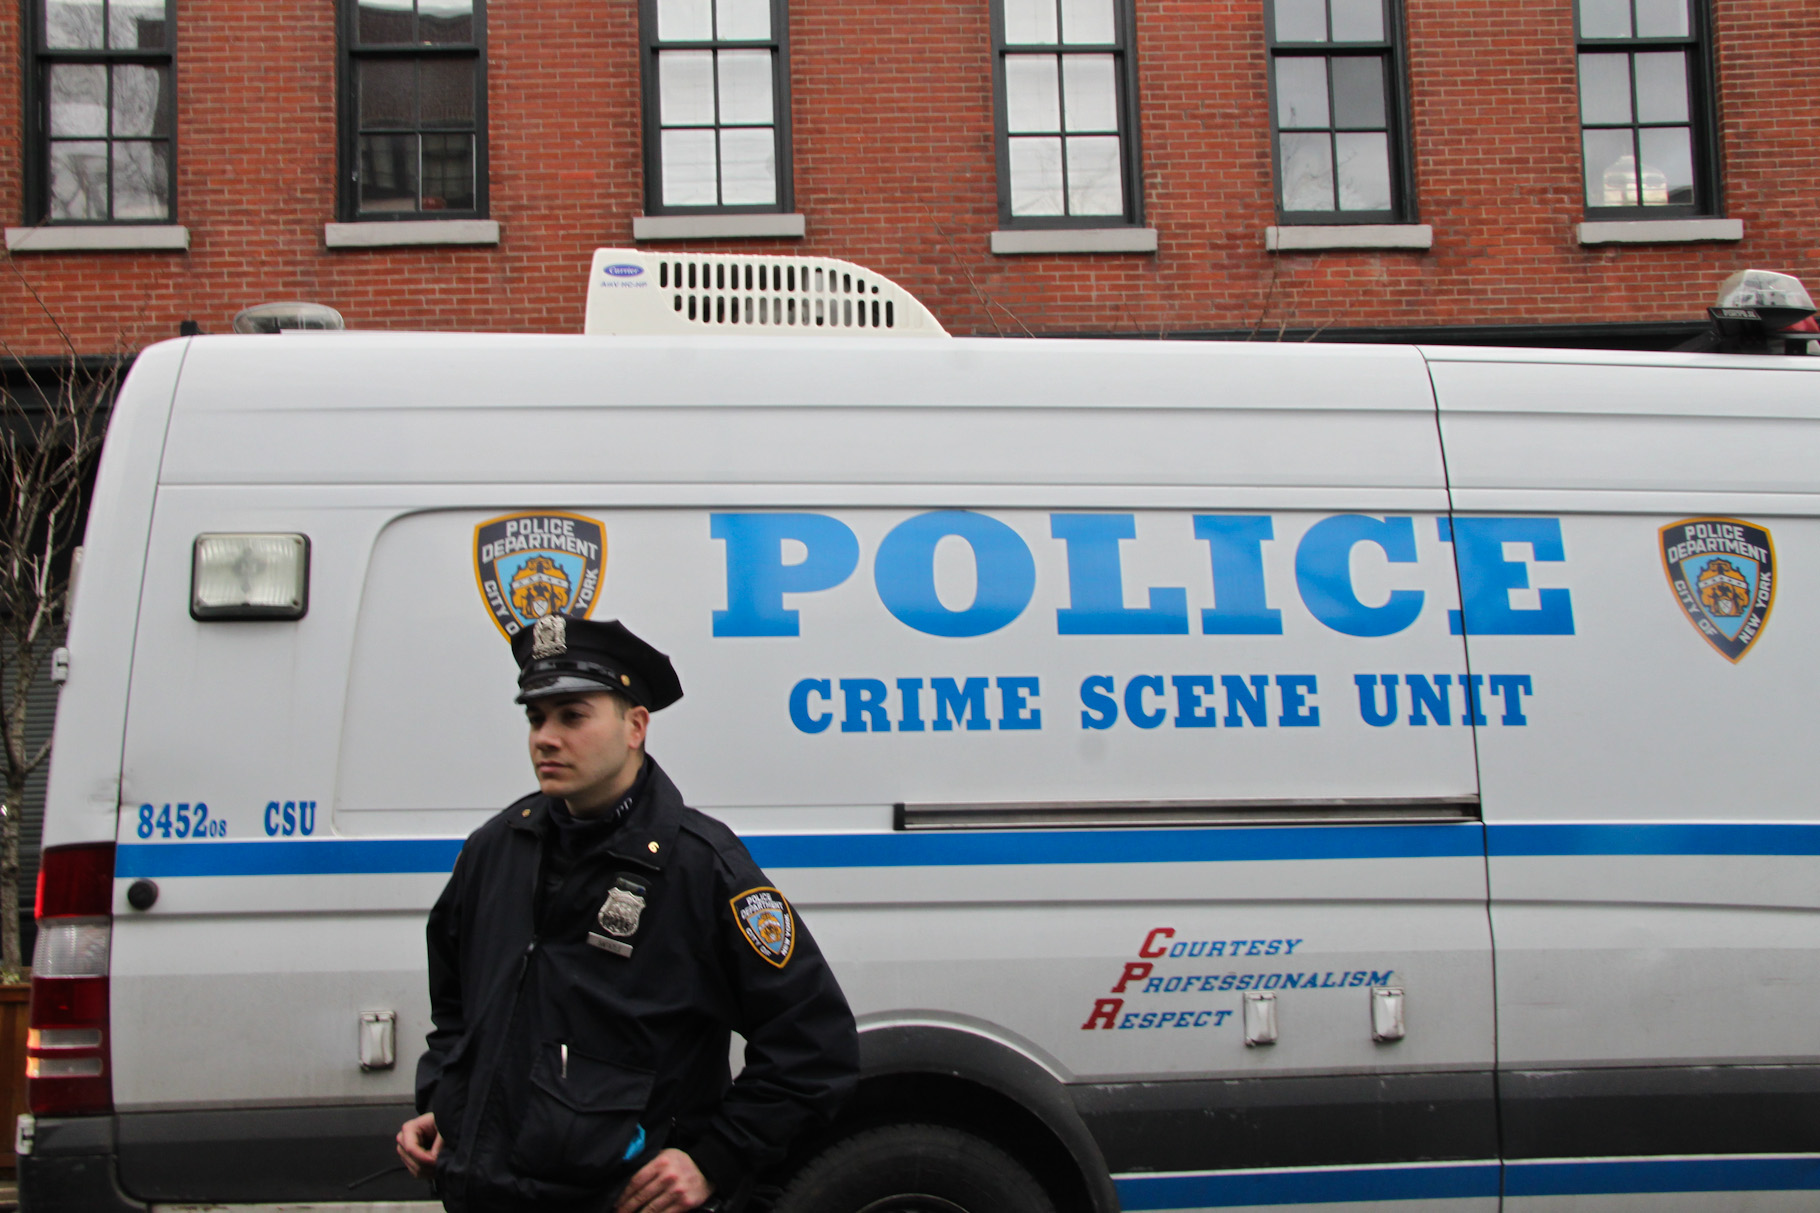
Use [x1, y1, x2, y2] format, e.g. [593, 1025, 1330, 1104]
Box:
[0, 776, 21, 980]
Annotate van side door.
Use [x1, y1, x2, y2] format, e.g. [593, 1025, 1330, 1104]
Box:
[1432, 348, 1820, 1207]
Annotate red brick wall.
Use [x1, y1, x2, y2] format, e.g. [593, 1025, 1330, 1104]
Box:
[3, 0, 1816, 352]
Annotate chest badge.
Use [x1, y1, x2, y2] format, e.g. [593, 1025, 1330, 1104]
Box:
[731, 887, 796, 969]
[588, 879, 647, 959]
[598, 885, 646, 937]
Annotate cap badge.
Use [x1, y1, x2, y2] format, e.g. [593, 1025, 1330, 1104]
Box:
[531, 614, 568, 658]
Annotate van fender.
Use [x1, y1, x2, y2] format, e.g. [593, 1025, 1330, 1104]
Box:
[855, 1020, 1120, 1213]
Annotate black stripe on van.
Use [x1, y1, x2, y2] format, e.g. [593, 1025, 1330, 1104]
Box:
[1501, 1065, 1820, 1159]
[1072, 1070, 1498, 1172]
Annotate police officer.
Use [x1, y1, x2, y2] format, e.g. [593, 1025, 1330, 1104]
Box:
[396, 615, 858, 1213]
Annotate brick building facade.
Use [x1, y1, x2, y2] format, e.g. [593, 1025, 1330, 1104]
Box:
[2, 0, 1815, 353]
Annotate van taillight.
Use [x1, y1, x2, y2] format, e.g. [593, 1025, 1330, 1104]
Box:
[29, 843, 114, 1117]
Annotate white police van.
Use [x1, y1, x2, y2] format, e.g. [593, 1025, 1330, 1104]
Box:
[19, 252, 1820, 1212]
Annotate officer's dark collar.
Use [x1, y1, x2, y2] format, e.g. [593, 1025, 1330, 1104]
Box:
[510, 753, 684, 873]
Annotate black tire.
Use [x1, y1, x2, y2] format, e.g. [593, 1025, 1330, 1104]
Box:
[770, 1123, 1057, 1213]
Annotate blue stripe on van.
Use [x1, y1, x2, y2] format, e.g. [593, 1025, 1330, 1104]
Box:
[1113, 1156, 1820, 1208]
[1486, 822, 1820, 857]
[742, 824, 1483, 869]
[111, 821, 1820, 879]
[115, 839, 466, 878]
[1505, 1155, 1820, 1196]
[112, 823, 1479, 878]
[1113, 1162, 1501, 1208]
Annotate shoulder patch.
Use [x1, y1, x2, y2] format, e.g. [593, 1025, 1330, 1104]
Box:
[730, 887, 796, 968]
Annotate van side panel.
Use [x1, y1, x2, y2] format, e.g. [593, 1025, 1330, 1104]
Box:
[41, 338, 187, 852]
[102, 337, 1500, 1208]
[1431, 349, 1820, 1207]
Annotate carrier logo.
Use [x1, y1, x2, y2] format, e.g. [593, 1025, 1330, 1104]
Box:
[603, 263, 645, 278]
[474, 511, 606, 639]
[1660, 517, 1775, 662]
[731, 887, 795, 968]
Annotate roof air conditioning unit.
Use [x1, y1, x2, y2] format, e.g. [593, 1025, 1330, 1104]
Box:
[584, 249, 948, 338]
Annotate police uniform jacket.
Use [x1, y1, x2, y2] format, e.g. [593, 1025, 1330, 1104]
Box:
[415, 757, 858, 1212]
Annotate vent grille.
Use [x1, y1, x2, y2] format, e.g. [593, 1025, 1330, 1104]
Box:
[585, 249, 947, 338]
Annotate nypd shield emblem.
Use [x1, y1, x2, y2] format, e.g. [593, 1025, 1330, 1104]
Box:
[1660, 517, 1776, 663]
[474, 511, 606, 639]
[731, 887, 795, 969]
[598, 886, 645, 938]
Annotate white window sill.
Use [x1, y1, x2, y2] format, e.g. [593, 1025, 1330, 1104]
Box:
[633, 213, 806, 240]
[5, 224, 189, 252]
[1577, 218, 1743, 245]
[1265, 224, 1433, 252]
[991, 227, 1158, 254]
[324, 220, 500, 248]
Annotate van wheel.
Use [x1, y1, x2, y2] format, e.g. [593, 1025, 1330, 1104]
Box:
[771, 1123, 1056, 1213]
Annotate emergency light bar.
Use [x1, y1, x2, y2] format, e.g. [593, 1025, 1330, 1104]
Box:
[1684, 269, 1818, 355]
[583, 249, 948, 338]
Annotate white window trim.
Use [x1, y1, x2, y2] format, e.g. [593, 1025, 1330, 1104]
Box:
[633, 214, 807, 241]
[1577, 218, 1743, 245]
[5, 225, 190, 252]
[991, 227, 1159, 255]
[1265, 224, 1433, 252]
[324, 220, 501, 248]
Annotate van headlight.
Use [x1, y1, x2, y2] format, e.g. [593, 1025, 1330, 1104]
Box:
[191, 533, 310, 620]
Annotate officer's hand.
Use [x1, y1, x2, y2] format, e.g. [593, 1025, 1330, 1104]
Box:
[616, 1147, 714, 1213]
[396, 1111, 443, 1179]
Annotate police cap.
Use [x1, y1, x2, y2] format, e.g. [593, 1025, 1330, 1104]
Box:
[511, 616, 683, 711]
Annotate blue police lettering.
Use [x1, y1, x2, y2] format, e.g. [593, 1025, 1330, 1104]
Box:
[874, 511, 1034, 637]
[795, 675, 1045, 733]
[713, 511, 1575, 640]
[263, 800, 317, 837]
[712, 513, 859, 637]
[1052, 514, 1190, 635]
[1354, 673, 1534, 726]
[1194, 515, 1282, 634]
[1077, 675, 1322, 729]
[1295, 515, 1425, 637]
[1440, 516, 1575, 635]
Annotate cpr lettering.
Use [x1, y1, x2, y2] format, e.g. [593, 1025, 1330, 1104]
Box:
[714, 511, 1577, 640]
[1146, 970, 1392, 992]
[1080, 674, 1319, 729]
[789, 676, 1042, 733]
[1080, 1000, 1232, 1031]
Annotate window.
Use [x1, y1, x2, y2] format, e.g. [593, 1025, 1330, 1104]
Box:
[641, 0, 791, 213]
[28, 0, 174, 223]
[341, 0, 485, 220]
[1576, 0, 1714, 216]
[992, 0, 1142, 226]
[1266, 0, 1412, 223]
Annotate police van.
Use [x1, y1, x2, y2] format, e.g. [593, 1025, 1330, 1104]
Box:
[20, 252, 1820, 1212]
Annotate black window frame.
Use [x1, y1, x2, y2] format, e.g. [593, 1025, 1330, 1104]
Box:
[337, 0, 488, 223]
[990, 0, 1144, 230]
[639, 0, 794, 216]
[1265, 0, 1415, 226]
[1574, 0, 1718, 220]
[25, 0, 178, 226]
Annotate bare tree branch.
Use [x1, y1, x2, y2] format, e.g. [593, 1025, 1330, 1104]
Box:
[0, 335, 115, 979]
